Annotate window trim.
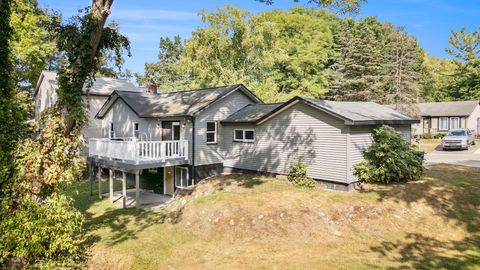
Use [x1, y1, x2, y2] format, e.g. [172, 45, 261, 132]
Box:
[175, 166, 190, 188]
[109, 122, 114, 138]
[449, 117, 460, 129]
[439, 117, 449, 131]
[133, 122, 139, 138]
[234, 129, 255, 142]
[206, 121, 218, 144]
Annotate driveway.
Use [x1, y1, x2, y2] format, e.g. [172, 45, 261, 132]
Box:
[424, 143, 480, 168]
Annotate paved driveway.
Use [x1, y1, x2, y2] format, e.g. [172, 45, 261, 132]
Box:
[425, 143, 480, 168]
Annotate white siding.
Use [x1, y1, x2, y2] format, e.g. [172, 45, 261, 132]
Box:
[467, 104, 480, 134]
[84, 96, 108, 139]
[194, 90, 256, 166]
[221, 102, 349, 183]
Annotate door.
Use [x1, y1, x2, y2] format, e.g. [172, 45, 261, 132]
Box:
[164, 166, 174, 195]
[162, 121, 181, 156]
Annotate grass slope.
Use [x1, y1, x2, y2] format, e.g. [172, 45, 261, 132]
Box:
[64, 164, 480, 269]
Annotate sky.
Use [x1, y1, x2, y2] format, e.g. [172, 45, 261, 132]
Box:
[38, 0, 479, 76]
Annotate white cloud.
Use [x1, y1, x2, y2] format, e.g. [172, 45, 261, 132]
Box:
[112, 9, 198, 20]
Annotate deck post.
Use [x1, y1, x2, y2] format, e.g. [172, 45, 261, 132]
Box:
[109, 168, 114, 202]
[97, 165, 102, 199]
[122, 171, 127, 209]
[135, 171, 140, 210]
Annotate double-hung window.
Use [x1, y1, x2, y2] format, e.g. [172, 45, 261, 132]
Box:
[449, 117, 460, 129]
[439, 117, 449, 131]
[234, 129, 255, 142]
[206, 121, 217, 144]
[109, 122, 114, 138]
[175, 166, 191, 187]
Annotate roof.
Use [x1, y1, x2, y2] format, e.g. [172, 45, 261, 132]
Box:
[34, 70, 141, 97]
[221, 103, 283, 123]
[417, 100, 479, 117]
[257, 96, 419, 126]
[96, 84, 262, 119]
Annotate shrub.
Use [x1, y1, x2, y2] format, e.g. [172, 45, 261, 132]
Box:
[0, 194, 84, 268]
[435, 132, 446, 139]
[422, 133, 434, 139]
[288, 161, 316, 188]
[354, 125, 423, 184]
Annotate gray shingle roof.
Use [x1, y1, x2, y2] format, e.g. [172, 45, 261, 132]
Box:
[256, 97, 419, 125]
[34, 70, 140, 97]
[417, 100, 479, 117]
[221, 103, 283, 123]
[97, 84, 259, 118]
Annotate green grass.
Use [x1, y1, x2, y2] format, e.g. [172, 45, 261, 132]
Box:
[65, 165, 480, 269]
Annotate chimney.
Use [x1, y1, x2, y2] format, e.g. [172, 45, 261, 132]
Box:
[147, 83, 157, 94]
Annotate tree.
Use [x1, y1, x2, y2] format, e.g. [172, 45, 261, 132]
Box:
[10, 0, 57, 92]
[137, 35, 188, 90]
[256, 0, 366, 14]
[444, 28, 480, 100]
[419, 54, 457, 102]
[382, 24, 423, 115]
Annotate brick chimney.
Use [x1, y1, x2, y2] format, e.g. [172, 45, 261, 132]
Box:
[147, 83, 157, 94]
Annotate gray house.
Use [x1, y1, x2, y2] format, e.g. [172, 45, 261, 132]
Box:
[412, 100, 480, 136]
[87, 84, 418, 208]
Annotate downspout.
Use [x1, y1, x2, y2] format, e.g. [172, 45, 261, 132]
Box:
[191, 116, 196, 184]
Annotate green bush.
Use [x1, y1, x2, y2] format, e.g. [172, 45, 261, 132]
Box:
[288, 161, 316, 188]
[0, 194, 84, 268]
[422, 133, 434, 139]
[354, 125, 423, 184]
[435, 132, 446, 139]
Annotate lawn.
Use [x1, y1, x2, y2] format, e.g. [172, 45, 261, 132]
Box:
[414, 138, 442, 153]
[64, 164, 480, 269]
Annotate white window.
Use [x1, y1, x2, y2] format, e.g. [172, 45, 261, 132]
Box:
[36, 99, 41, 112]
[449, 117, 460, 129]
[234, 129, 255, 142]
[48, 96, 54, 108]
[206, 121, 217, 144]
[175, 166, 190, 187]
[109, 122, 114, 138]
[439, 117, 449, 131]
[133, 123, 139, 138]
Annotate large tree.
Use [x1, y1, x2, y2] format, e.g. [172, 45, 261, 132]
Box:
[444, 28, 480, 100]
[419, 54, 457, 102]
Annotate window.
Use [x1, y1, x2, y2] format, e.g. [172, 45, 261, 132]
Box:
[439, 117, 448, 131]
[234, 129, 255, 142]
[36, 99, 41, 112]
[206, 121, 217, 144]
[175, 166, 191, 187]
[109, 122, 114, 138]
[48, 96, 54, 108]
[133, 123, 139, 138]
[449, 117, 460, 129]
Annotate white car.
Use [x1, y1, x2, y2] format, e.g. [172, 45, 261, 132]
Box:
[442, 128, 476, 150]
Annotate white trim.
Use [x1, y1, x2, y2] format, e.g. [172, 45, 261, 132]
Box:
[132, 122, 139, 138]
[206, 121, 218, 144]
[439, 117, 449, 131]
[234, 129, 255, 142]
[174, 166, 190, 188]
[449, 117, 460, 129]
[257, 100, 300, 125]
[109, 122, 114, 138]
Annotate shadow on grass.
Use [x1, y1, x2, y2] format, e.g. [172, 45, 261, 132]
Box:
[359, 164, 480, 269]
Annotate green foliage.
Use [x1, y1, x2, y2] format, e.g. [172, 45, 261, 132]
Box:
[10, 0, 57, 91]
[435, 132, 446, 139]
[419, 54, 457, 102]
[0, 193, 83, 268]
[255, 0, 366, 14]
[288, 161, 316, 188]
[354, 125, 423, 183]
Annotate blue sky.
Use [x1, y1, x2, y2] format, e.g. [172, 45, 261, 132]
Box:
[38, 0, 479, 75]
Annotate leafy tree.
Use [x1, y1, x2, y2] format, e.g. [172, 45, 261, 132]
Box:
[137, 35, 188, 90]
[354, 125, 423, 183]
[10, 0, 57, 91]
[419, 54, 457, 102]
[444, 28, 480, 100]
[256, 0, 366, 14]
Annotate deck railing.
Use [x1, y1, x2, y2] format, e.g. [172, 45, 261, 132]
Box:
[89, 138, 189, 164]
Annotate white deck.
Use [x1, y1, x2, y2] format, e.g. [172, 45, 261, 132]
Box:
[89, 138, 188, 164]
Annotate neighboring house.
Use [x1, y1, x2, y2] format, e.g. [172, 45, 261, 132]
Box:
[412, 100, 480, 137]
[33, 70, 142, 139]
[88, 84, 418, 208]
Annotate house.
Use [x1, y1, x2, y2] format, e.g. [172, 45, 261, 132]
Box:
[33, 70, 142, 139]
[412, 100, 480, 137]
[87, 84, 418, 209]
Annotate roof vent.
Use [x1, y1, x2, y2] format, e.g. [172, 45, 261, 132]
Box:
[147, 83, 157, 94]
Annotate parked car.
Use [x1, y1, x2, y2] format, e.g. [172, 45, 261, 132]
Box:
[442, 128, 476, 150]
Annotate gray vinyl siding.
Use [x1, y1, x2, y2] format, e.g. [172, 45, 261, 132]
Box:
[221, 102, 349, 183]
[348, 124, 412, 182]
[194, 90, 256, 166]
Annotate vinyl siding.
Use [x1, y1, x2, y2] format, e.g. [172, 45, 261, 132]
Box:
[221, 102, 349, 183]
[467, 104, 480, 134]
[194, 90, 256, 166]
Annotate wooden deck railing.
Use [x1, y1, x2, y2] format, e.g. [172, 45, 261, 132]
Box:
[88, 138, 189, 164]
